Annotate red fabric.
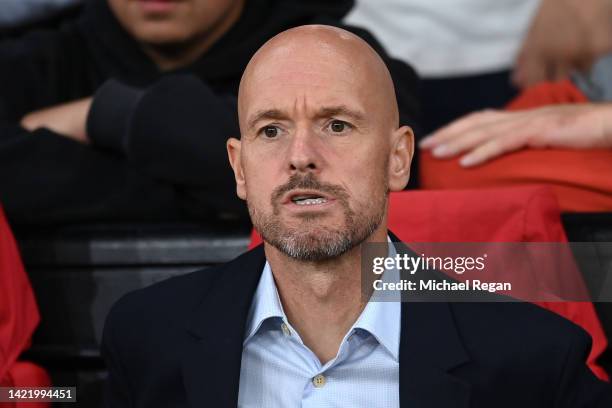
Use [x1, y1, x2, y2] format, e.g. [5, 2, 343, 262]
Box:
[419, 80, 612, 212]
[0, 206, 50, 406]
[247, 186, 609, 380]
[506, 78, 588, 108]
[1, 362, 52, 408]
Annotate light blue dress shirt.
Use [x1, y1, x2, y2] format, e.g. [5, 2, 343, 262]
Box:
[238, 239, 400, 408]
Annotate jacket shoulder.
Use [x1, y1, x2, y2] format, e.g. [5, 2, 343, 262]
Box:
[103, 245, 264, 338]
[451, 301, 593, 367]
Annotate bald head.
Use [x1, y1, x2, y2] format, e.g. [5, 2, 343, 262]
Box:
[226, 25, 413, 260]
[238, 25, 400, 132]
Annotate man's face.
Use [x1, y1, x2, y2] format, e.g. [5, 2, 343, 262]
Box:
[107, 0, 241, 45]
[231, 39, 406, 262]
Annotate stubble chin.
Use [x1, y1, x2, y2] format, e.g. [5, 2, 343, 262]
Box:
[249, 201, 385, 262]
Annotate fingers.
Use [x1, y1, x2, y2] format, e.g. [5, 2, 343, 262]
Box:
[428, 128, 496, 159]
[420, 110, 503, 150]
[419, 92, 611, 168]
[420, 110, 514, 160]
[419, 110, 535, 167]
[458, 131, 526, 167]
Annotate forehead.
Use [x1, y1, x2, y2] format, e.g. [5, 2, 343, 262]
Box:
[239, 44, 377, 121]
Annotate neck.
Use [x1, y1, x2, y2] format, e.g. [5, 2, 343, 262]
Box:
[142, 0, 244, 71]
[265, 226, 389, 364]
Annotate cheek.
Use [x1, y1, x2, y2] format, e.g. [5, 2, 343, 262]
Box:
[107, 0, 123, 14]
[242, 142, 286, 176]
[107, 2, 134, 30]
[341, 144, 389, 189]
[348, 165, 389, 219]
[241, 157, 275, 204]
[189, 0, 237, 33]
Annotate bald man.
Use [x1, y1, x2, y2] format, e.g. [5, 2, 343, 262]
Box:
[101, 25, 612, 407]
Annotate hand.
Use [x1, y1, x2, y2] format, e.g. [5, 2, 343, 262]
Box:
[20, 97, 93, 143]
[513, 0, 612, 88]
[419, 104, 612, 167]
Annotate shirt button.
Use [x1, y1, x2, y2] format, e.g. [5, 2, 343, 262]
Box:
[312, 374, 326, 388]
[281, 322, 291, 336]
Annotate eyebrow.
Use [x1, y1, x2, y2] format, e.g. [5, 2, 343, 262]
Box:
[315, 106, 366, 123]
[247, 109, 288, 131]
[247, 105, 366, 131]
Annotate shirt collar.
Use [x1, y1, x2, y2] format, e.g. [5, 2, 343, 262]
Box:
[244, 236, 401, 361]
[351, 237, 401, 361]
[243, 260, 285, 344]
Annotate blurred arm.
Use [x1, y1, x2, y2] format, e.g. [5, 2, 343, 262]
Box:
[419, 103, 612, 167]
[513, 0, 612, 88]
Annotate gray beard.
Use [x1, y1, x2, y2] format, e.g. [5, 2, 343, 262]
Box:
[256, 209, 383, 262]
[249, 173, 387, 262]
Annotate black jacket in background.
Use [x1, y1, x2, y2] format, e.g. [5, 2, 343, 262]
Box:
[0, 0, 420, 226]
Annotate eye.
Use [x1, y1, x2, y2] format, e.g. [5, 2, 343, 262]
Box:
[328, 120, 352, 133]
[260, 125, 280, 139]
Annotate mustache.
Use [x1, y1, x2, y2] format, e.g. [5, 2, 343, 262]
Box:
[271, 173, 348, 203]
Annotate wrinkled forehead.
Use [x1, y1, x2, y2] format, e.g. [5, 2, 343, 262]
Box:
[238, 34, 395, 129]
[241, 46, 364, 108]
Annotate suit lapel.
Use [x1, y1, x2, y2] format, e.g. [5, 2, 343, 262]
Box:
[181, 245, 266, 408]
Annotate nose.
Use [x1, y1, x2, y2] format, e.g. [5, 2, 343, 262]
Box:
[287, 127, 323, 174]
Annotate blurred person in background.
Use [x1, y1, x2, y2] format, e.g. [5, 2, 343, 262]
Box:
[408, 1, 612, 213]
[0, 0, 419, 226]
[345, 0, 612, 134]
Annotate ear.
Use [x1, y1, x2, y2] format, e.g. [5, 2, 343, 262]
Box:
[227, 137, 247, 200]
[387, 125, 414, 191]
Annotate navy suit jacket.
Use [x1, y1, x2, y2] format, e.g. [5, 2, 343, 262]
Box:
[102, 234, 612, 407]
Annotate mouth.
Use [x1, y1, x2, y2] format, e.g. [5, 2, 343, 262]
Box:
[137, 0, 180, 13]
[285, 190, 333, 207]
